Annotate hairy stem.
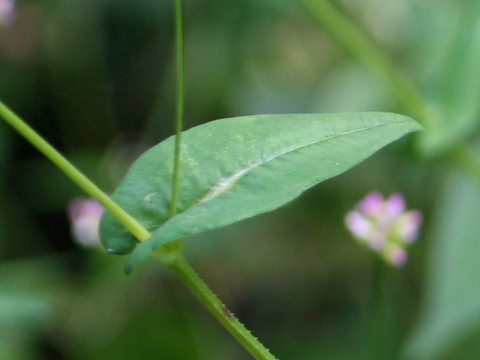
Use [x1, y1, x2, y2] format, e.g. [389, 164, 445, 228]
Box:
[161, 4, 277, 357]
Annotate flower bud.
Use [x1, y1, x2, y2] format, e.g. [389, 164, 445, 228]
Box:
[67, 198, 103, 248]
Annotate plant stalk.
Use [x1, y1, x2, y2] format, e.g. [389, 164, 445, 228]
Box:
[168, 253, 279, 360]
[170, 0, 185, 218]
[0, 101, 150, 242]
[369, 256, 387, 360]
[300, 0, 433, 127]
[300, 0, 480, 190]
[0, 100, 277, 360]
[161, 3, 277, 358]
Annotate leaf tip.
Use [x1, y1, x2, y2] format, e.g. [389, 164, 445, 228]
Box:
[123, 240, 157, 275]
[124, 263, 133, 275]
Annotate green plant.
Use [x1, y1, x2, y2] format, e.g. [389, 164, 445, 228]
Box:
[3, 1, 480, 359]
[0, 1, 421, 358]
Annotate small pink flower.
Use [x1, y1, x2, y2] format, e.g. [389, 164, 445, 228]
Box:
[68, 198, 103, 248]
[345, 211, 372, 239]
[345, 192, 422, 267]
[396, 210, 423, 243]
[388, 247, 408, 267]
[385, 193, 405, 217]
[0, 0, 16, 27]
[358, 191, 383, 215]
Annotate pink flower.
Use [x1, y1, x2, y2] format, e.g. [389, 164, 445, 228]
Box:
[68, 198, 103, 248]
[0, 0, 16, 27]
[388, 247, 408, 267]
[345, 192, 422, 267]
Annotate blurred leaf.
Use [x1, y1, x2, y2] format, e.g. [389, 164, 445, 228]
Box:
[418, 2, 480, 156]
[403, 169, 480, 359]
[310, 62, 392, 113]
[0, 285, 52, 360]
[0, 122, 12, 173]
[0, 287, 51, 327]
[98, 112, 420, 271]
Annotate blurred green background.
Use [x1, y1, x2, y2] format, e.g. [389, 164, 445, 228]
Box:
[1, 0, 480, 359]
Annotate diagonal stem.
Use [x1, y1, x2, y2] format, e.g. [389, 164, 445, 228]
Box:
[0, 101, 150, 242]
[0, 99, 279, 360]
[300, 0, 433, 128]
[168, 253, 279, 360]
[300, 0, 480, 190]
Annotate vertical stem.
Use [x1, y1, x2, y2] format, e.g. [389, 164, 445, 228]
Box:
[161, 3, 277, 358]
[170, 0, 185, 217]
[369, 256, 386, 360]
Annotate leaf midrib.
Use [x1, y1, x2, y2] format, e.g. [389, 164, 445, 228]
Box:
[192, 121, 394, 208]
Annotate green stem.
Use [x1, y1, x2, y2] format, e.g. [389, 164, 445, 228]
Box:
[0, 100, 277, 359]
[300, 0, 433, 127]
[163, 3, 276, 358]
[168, 253, 279, 360]
[369, 256, 386, 360]
[170, 0, 185, 218]
[0, 101, 150, 242]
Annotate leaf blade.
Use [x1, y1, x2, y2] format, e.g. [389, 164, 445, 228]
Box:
[97, 112, 420, 272]
[418, 2, 480, 156]
[403, 168, 480, 359]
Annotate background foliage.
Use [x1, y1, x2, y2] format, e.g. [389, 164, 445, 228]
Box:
[0, 0, 479, 359]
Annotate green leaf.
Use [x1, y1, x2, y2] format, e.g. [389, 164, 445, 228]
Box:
[418, 2, 480, 157]
[99, 113, 420, 272]
[403, 168, 480, 359]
